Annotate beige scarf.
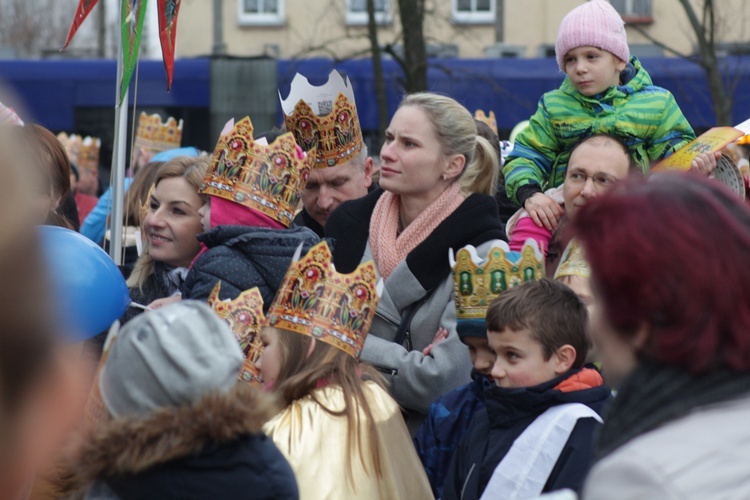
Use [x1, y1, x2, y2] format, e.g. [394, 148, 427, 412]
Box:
[369, 182, 465, 280]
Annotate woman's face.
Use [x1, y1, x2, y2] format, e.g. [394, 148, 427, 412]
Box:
[143, 177, 204, 268]
[378, 105, 449, 200]
[589, 291, 640, 387]
[258, 327, 282, 387]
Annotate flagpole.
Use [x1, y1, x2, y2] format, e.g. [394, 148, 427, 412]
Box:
[109, 3, 127, 264]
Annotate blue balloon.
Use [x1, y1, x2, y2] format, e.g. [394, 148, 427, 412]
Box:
[38, 226, 130, 341]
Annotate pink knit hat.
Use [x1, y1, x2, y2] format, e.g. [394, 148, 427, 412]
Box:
[555, 0, 629, 71]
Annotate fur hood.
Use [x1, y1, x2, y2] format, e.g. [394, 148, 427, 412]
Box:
[62, 384, 278, 493]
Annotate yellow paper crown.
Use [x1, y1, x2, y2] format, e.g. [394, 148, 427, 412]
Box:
[200, 116, 315, 227]
[208, 282, 265, 386]
[474, 110, 498, 136]
[554, 239, 591, 280]
[266, 241, 380, 359]
[280, 70, 364, 167]
[451, 239, 545, 320]
[57, 133, 101, 172]
[134, 112, 183, 152]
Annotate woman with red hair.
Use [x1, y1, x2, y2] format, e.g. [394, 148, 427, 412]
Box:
[575, 172, 750, 498]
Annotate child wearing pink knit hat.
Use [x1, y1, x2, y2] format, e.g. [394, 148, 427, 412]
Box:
[502, 0, 717, 235]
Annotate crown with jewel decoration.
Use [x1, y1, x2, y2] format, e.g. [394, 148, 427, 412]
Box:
[265, 241, 380, 359]
[134, 112, 183, 152]
[57, 132, 101, 172]
[199, 116, 315, 227]
[450, 239, 545, 325]
[554, 239, 590, 280]
[280, 70, 364, 168]
[208, 282, 265, 386]
[474, 109, 498, 136]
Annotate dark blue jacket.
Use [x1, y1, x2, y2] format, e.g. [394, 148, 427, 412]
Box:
[414, 371, 493, 499]
[182, 225, 320, 309]
[443, 368, 611, 500]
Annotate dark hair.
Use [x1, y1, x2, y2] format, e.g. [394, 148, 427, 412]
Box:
[573, 172, 750, 374]
[26, 124, 74, 229]
[0, 125, 57, 443]
[568, 133, 640, 174]
[486, 278, 589, 368]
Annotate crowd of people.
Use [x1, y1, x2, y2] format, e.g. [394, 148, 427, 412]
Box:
[2, 0, 750, 499]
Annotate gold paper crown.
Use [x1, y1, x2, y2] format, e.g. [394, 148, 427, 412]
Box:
[474, 110, 498, 136]
[280, 70, 364, 167]
[554, 239, 591, 280]
[450, 239, 545, 320]
[134, 112, 183, 152]
[57, 133, 101, 172]
[208, 282, 265, 386]
[266, 241, 380, 359]
[199, 116, 315, 227]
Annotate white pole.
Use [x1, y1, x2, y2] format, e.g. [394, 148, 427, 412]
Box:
[108, 4, 127, 264]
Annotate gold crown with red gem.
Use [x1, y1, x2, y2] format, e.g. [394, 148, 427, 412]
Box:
[474, 110, 498, 136]
[199, 116, 315, 227]
[280, 70, 364, 168]
[208, 282, 265, 386]
[134, 112, 183, 152]
[450, 239, 545, 321]
[57, 133, 101, 172]
[265, 241, 380, 359]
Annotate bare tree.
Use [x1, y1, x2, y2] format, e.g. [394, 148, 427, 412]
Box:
[0, 0, 84, 57]
[629, 0, 740, 125]
[384, 0, 427, 92]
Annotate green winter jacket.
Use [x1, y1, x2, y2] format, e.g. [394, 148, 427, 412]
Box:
[503, 57, 695, 204]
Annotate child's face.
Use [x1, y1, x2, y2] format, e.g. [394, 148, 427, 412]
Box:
[563, 46, 625, 97]
[558, 275, 594, 317]
[198, 198, 211, 232]
[463, 336, 495, 378]
[488, 327, 568, 389]
[258, 328, 282, 387]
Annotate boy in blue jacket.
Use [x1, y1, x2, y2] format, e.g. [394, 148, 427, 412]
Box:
[443, 278, 611, 499]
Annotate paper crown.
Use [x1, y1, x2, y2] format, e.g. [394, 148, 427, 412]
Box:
[266, 241, 380, 359]
[474, 110, 498, 136]
[56, 133, 101, 172]
[450, 239, 545, 322]
[134, 112, 183, 152]
[208, 282, 265, 386]
[280, 70, 364, 168]
[554, 239, 591, 280]
[199, 116, 314, 227]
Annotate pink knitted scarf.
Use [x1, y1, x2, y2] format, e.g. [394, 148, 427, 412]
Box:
[369, 182, 465, 280]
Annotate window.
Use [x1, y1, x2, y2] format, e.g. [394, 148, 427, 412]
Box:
[345, 0, 392, 25]
[610, 0, 653, 24]
[452, 0, 494, 24]
[238, 0, 284, 26]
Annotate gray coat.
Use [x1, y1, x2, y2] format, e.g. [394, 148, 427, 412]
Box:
[583, 393, 750, 499]
[326, 188, 505, 433]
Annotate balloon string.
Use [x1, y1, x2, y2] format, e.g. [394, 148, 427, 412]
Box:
[129, 302, 152, 311]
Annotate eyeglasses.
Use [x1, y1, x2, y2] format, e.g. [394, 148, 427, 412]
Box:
[565, 170, 619, 190]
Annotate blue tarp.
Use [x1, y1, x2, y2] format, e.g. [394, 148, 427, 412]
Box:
[0, 55, 747, 134]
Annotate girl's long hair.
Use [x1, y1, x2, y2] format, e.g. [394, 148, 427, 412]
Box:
[270, 328, 386, 485]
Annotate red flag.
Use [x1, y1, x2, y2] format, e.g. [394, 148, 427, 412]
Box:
[157, 0, 182, 91]
[63, 0, 100, 50]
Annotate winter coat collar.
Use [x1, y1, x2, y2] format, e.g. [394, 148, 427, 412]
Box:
[484, 367, 610, 429]
[326, 187, 505, 292]
[63, 384, 277, 490]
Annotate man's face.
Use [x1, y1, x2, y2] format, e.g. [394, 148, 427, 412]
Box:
[301, 157, 373, 227]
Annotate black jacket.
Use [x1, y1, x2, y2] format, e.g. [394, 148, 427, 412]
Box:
[443, 368, 612, 499]
[182, 225, 320, 309]
[67, 385, 298, 500]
